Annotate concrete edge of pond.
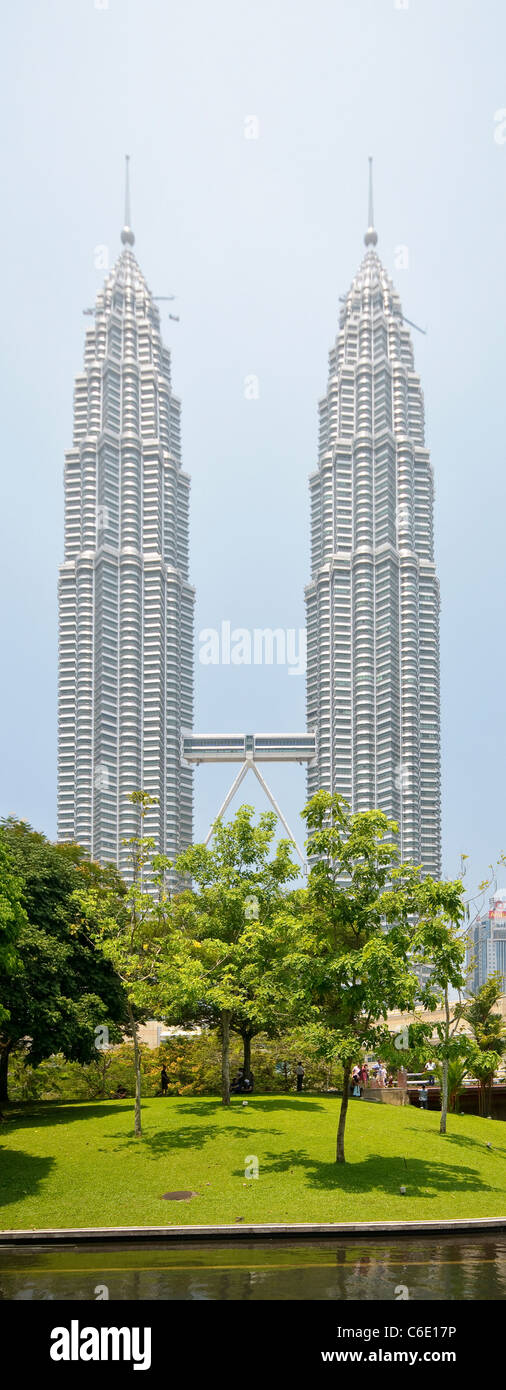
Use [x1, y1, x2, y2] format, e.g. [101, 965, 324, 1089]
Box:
[1, 1217, 506, 1245]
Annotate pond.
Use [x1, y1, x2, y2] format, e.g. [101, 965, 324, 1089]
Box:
[0, 1234, 505, 1300]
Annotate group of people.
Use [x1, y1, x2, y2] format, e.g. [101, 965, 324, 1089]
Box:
[129, 1056, 436, 1104]
[231, 1068, 254, 1095]
[349, 1060, 435, 1109]
[230, 1060, 305, 1095]
[350, 1062, 397, 1096]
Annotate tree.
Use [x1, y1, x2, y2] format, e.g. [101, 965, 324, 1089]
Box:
[418, 854, 506, 1133]
[466, 1046, 502, 1116]
[169, 999, 284, 1085]
[168, 806, 298, 1105]
[459, 973, 506, 1116]
[280, 791, 465, 1163]
[231, 1010, 276, 1082]
[434, 1055, 469, 1113]
[73, 791, 173, 1136]
[0, 820, 126, 1103]
[408, 905, 467, 1136]
[0, 837, 26, 1024]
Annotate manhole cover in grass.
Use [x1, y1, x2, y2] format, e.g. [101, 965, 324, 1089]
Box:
[161, 1191, 199, 1201]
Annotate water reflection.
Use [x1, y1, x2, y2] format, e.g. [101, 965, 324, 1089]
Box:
[0, 1235, 505, 1301]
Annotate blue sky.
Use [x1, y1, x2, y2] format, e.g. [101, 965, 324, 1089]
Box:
[1, 0, 505, 904]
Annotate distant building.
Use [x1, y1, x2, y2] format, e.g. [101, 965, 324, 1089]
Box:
[138, 1021, 202, 1049]
[57, 166, 194, 883]
[466, 891, 506, 994]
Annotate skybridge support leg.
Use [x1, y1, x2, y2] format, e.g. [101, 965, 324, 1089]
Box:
[202, 761, 305, 867]
[204, 758, 307, 872]
[250, 762, 306, 869]
[204, 761, 250, 845]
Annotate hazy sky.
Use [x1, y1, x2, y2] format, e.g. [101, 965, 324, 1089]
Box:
[1, 0, 505, 904]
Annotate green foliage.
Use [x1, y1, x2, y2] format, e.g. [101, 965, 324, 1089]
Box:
[0, 836, 26, 1025]
[0, 820, 126, 1099]
[8, 1049, 108, 1103]
[466, 1045, 502, 1087]
[459, 973, 506, 1058]
[286, 793, 464, 1061]
[72, 792, 172, 1019]
[0, 795, 476, 1167]
[276, 791, 467, 1160]
[6, 1030, 344, 1102]
[456, 972, 506, 1116]
[434, 1056, 469, 1112]
[72, 791, 176, 1135]
[165, 806, 299, 1102]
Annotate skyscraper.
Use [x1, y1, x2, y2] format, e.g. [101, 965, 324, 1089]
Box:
[58, 165, 194, 881]
[306, 165, 441, 875]
[467, 892, 506, 995]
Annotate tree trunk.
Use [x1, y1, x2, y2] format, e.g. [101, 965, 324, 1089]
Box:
[0, 1043, 11, 1104]
[439, 989, 450, 1136]
[483, 1079, 493, 1118]
[336, 1062, 351, 1163]
[440, 1059, 448, 1133]
[242, 1030, 252, 1079]
[127, 1002, 142, 1136]
[221, 1009, 231, 1106]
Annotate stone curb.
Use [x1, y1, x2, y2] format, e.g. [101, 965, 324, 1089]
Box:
[1, 1216, 505, 1245]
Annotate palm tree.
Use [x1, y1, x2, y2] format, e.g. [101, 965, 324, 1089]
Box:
[460, 973, 506, 1116]
[435, 1057, 469, 1113]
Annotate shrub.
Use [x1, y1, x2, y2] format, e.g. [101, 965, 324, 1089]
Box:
[6, 1029, 343, 1101]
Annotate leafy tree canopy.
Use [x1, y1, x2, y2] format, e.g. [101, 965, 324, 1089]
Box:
[275, 791, 466, 1160]
[0, 820, 127, 1099]
[164, 805, 299, 1102]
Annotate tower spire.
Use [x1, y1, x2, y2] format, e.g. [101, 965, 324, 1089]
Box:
[121, 154, 135, 247]
[364, 155, 378, 247]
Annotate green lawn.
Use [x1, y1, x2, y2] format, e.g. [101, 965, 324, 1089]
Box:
[1, 1096, 505, 1230]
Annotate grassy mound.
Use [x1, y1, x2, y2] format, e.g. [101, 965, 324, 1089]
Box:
[1, 1095, 505, 1230]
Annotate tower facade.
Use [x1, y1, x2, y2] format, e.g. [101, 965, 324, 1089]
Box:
[58, 193, 194, 880]
[467, 892, 506, 995]
[306, 176, 441, 875]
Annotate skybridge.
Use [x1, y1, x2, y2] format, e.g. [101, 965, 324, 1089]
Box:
[182, 732, 316, 765]
[181, 731, 317, 868]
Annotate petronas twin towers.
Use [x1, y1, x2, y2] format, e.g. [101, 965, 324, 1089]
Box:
[57, 184, 194, 880]
[306, 182, 441, 875]
[57, 164, 441, 880]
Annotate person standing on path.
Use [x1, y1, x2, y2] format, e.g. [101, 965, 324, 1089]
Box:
[296, 1061, 305, 1093]
[161, 1065, 169, 1097]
